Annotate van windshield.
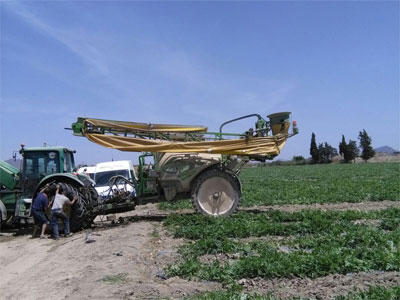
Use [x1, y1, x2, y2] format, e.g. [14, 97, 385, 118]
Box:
[95, 170, 130, 187]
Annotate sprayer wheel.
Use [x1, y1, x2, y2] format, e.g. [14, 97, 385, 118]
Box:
[191, 169, 240, 216]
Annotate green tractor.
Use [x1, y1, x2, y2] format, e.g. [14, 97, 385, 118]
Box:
[0, 145, 97, 231]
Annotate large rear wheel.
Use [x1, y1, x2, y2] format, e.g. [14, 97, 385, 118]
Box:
[56, 183, 97, 232]
[191, 169, 240, 216]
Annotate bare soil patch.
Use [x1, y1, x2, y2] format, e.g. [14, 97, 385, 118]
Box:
[239, 271, 400, 299]
[94, 201, 400, 222]
[0, 206, 220, 300]
[242, 200, 400, 213]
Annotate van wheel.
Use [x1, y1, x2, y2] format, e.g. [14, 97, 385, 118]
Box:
[191, 169, 240, 216]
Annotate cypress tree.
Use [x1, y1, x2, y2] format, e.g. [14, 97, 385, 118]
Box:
[339, 135, 346, 157]
[359, 129, 375, 161]
[343, 140, 359, 163]
[310, 133, 319, 163]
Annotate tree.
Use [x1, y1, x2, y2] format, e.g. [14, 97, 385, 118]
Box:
[339, 135, 346, 157]
[292, 156, 306, 165]
[358, 129, 375, 161]
[318, 142, 338, 163]
[339, 135, 360, 163]
[293, 155, 305, 162]
[310, 133, 319, 163]
[343, 140, 359, 163]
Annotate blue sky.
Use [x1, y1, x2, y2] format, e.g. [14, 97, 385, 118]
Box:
[1, 1, 399, 165]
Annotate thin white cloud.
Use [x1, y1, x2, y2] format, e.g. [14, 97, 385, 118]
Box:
[3, 2, 296, 124]
[4, 2, 109, 76]
[181, 79, 296, 125]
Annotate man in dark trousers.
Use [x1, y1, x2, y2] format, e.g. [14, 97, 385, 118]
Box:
[50, 184, 77, 240]
[32, 185, 53, 239]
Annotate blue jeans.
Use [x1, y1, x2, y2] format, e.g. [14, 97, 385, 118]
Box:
[51, 209, 70, 238]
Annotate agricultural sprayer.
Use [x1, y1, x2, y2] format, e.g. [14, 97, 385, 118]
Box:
[0, 112, 298, 231]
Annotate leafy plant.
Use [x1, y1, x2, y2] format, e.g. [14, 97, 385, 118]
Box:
[98, 273, 129, 284]
[165, 209, 400, 282]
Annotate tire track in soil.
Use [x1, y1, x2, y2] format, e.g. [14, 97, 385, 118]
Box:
[97, 201, 400, 224]
[117, 201, 400, 221]
[241, 200, 400, 213]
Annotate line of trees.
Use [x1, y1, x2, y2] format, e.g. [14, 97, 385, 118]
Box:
[310, 129, 375, 164]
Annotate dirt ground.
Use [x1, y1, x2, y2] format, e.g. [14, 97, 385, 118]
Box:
[242, 199, 400, 213]
[0, 205, 220, 300]
[0, 201, 399, 300]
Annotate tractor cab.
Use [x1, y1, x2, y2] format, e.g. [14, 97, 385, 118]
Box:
[19, 145, 76, 198]
[13, 145, 78, 223]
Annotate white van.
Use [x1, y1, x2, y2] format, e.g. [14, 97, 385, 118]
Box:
[77, 166, 96, 181]
[94, 160, 137, 198]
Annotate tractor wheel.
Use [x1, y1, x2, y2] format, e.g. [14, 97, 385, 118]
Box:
[57, 183, 96, 232]
[191, 169, 240, 216]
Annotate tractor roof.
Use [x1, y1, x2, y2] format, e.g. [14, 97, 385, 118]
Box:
[21, 146, 75, 153]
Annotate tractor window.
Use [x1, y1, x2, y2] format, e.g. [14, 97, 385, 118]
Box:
[38, 158, 45, 174]
[64, 152, 73, 173]
[23, 151, 60, 178]
[24, 159, 34, 178]
[47, 158, 57, 174]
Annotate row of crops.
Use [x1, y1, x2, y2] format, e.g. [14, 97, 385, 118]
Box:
[240, 162, 400, 206]
[183, 286, 400, 300]
[165, 209, 400, 279]
[162, 162, 400, 299]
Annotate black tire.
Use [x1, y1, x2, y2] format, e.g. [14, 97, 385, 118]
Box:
[191, 169, 240, 216]
[56, 183, 97, 232]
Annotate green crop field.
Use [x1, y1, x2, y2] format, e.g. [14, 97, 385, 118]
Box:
[182, 286, 400, 300]
[240, 162, 400, 206]
[160, 162, 400, 210]
[161, 162, 400, 299]
[165, 208, 400, 281]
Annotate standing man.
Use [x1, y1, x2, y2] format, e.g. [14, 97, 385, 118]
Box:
[50, 184, 77, 240]
[32, 185, 52, 239]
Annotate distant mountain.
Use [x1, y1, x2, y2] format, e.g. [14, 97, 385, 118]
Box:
[374, 146, 399, 154]
[4, 159, 21, 169]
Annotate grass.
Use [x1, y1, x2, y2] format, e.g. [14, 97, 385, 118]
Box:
[98, 272, 129, 284]
[159, 162, 400, 210]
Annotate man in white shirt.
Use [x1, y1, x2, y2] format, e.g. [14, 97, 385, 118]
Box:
[50, 184, 77, 240]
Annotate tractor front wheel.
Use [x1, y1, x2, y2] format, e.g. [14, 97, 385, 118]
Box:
[191, 169, 240, 216]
